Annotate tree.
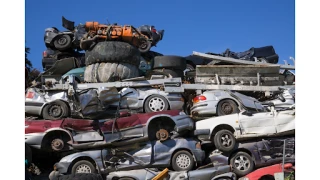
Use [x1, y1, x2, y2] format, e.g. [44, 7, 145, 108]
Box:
[25, 47, 32, 72]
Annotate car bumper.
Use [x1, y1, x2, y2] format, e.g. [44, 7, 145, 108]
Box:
[167, 97, 185, 110]
[54, 161, 71, 174]
[191, 100, 219, 116]
[25, 133, 45, 149]
[25, 102, 43, 116]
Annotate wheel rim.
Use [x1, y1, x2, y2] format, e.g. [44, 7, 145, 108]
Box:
[75, 164, 92, 173]
[176, 154, 191, 169]
[48, 104, 62, 118]
[234, 155, 251, 171]
[58, 37, 67, 45]
[51, 138, 64, 151]
[220, 133, 232, 147]
[148, 97, 165, 111]
[221, 102, 234, 114]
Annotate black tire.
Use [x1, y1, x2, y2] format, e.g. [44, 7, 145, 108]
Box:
[213, 129, 236, 152]
[71, 160, 96, 174]
[85, 41, 141, 66]
[57, 173, 103, 180]
[139, 39, 152, 53]
[151, 69, 184, 78]
[186, 63, 195, 71]
[153, 56, 187, 70]
[217, 99, 239, 116]
[230, 152, 254, 177]
[144, 95, 169, 113]
[171, 150, 194, 171]
[42, 101, 69, 120]
[54, 35, 72, 51]
[84, 63, 139, 83]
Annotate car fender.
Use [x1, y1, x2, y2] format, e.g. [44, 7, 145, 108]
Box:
[44, 127, 74, 142]
[146, 114, 193, 134]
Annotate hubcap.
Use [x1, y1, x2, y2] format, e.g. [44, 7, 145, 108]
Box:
[51, 138, 64, 151]
[176, 154, 191, 169]
[220, 134, 232, 147]
[149, 97, 165, 111]
[75, 164, 92, 173]
[48, 105, 62, 118]
[221, 102, 233, 114]
[234, 155, 250, 171]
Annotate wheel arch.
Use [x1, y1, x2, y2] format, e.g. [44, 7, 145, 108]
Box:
[170, 148, 195, 167]
[228, 148, 256, 166]
[143, 94, 171, 112]
[67, 156, 98, 174]
[186, 60, 196, 69]
[210, 124, 236, 141]
[40, 99, 71, 117]
[41, 128, 73, 150]
[146, 115, 176, 137]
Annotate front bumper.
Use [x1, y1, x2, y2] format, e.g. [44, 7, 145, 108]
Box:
[191, 100, 219, 117]
[53, 161, 71, 174]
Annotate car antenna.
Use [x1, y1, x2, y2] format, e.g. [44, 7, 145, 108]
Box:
[106, 18, 111, 25]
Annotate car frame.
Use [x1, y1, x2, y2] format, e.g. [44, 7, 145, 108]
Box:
[196, 106, 295, 152]
[208, 137, 295, 177]
[50, 138, 206, 176]
[191, 90, 265, 118]
[25, 110, 194, 152]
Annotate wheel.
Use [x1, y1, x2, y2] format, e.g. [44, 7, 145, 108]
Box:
[54, 35, 72, 51]
[144, 95, 169, 112]
[153, 56, 187, 70]
[156, 129, 169, 141]
[217, 99, 239, 116]
[230, 152, 254, 177]
[57, 173, 103, 180]
[85, 41, 141, 66]
[42, 101, 69, 120]
[139, 39, 152, 53]
[186, 63, 195, 71]
[71, 160, 96, 174]
[171, 150, 194, 171]
[213, 129, 236, 152]
[84, 62, 139, 83]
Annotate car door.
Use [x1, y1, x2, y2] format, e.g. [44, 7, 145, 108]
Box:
[61, 119, 104, 142]
[100, 114, 144, 143]
[273, 109, 295, 134]
[239, 110, 276, 135]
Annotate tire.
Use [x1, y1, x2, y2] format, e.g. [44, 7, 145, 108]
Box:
[138, 39, 152, 53]
[213, 129, 236, 152]
[186, 63, 195, 71]
[217, 99, 239, 116]
[144, 94, 169, 113]
[85, 41, 141, 66]
[84, 62, 139, 83]
[71, 160, 96, 174]
[57, 173, 103, 180]
[230, 152, 254, 177]
[42, 101, 69, 120]
[171, 150, 194, 171]
[54, 35, 72, 51]
[152, 69, 184, 78]
[153, 56, 187, 70]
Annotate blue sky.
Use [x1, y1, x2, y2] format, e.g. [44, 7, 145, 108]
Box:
[26, 0, 295, 71]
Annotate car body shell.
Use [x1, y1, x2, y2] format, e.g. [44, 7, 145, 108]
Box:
[196, 108, 295, 142]
[25, 110, 194, 150]
[263, 87, 295, 110]
[53, 138, 205, 175]
[191, 90, 265, 118]
[209, 137, 295, 171]
[25, 87, 184, 118]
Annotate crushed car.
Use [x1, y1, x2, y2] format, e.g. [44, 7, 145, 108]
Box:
[196, 104, 295, 153]
[25, 109, 194, 152]
[207, 137, 295, 177]
[49, 137, 206, 177]
[191, 90, 265, 119]
[262, 87, 295, 110]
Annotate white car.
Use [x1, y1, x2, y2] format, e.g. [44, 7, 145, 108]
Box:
[196, 106, 295, 152]
[263, 87, 295, 110]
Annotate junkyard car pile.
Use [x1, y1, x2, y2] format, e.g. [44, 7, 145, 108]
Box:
[25, 16, 295, 180]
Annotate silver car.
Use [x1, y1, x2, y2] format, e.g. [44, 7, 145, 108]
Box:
[25, 86, 184, 119]
[50, 138, 205, 177]
[191, 90, 265, 118]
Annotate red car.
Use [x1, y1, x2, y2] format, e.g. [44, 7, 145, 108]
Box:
[238, 163, 295, 180]
[25, 110, 194, 152]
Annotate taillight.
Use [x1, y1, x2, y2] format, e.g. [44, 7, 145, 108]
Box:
[43, 51, 47, 58]
[26, 92, 34, 99]
[193, 95, 206, 104]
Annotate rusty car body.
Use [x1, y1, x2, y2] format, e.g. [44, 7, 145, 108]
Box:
[25, 110, 194, 152]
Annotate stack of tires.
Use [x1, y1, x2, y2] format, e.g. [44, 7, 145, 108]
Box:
[84, 41, 141, 83]
[147, 55, 187, 78]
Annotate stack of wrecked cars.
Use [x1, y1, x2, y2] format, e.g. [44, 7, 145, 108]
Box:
[25, 16, 295, 180]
